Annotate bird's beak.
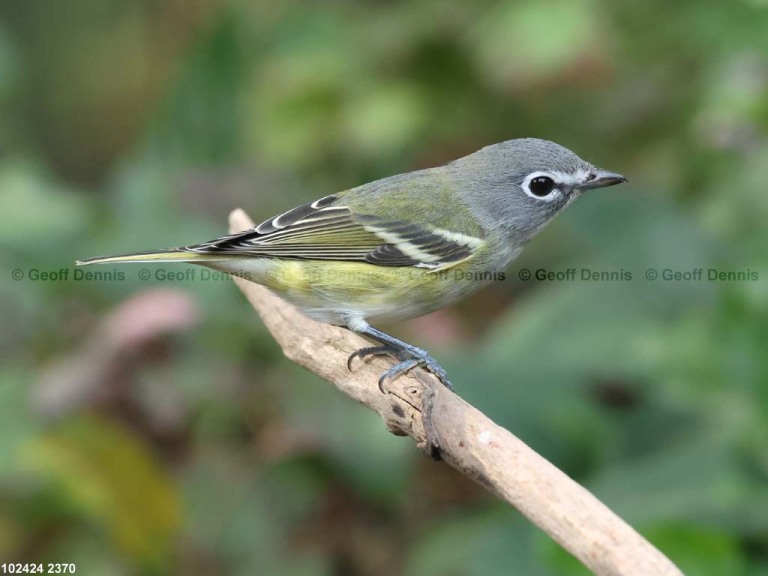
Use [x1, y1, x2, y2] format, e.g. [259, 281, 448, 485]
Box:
[578, 169, 628, 191]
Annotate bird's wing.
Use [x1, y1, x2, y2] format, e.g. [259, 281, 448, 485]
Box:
[186, 194, 485, 269]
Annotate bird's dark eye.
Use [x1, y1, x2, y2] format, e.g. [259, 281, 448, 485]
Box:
[529, 176, 555, 197]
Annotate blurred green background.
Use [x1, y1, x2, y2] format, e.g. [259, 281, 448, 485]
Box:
[1, 1, 767, 574]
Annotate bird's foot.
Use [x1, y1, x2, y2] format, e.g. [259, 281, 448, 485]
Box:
[346, 345, 399, 370]
[347, 343, 454, 392]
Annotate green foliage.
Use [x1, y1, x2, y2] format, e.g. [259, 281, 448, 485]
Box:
[0, 0, 766, 573]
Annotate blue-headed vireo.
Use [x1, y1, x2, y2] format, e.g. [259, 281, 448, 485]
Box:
[78, 138, 626, 390]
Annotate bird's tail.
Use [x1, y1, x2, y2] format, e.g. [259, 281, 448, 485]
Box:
[76, 249, 226, 266]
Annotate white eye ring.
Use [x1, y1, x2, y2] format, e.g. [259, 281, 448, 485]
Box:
[521, 172, 561, 202]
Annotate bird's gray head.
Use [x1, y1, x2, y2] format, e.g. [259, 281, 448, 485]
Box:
[451, 138, 626, 243]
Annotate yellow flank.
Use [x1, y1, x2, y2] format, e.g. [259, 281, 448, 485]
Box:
[260, 257, 492, 322]
[264, 260, 312, 293]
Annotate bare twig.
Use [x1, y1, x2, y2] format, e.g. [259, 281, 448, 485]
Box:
[228, 209, 683, 576]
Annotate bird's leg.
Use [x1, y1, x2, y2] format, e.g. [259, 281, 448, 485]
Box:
[348, 325, 454, 392]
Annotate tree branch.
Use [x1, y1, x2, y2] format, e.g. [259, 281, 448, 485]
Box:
[228, 208, 683, 576]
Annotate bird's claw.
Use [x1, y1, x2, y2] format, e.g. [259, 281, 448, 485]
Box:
[377, 359, 420, 392]
[348, 344, 453, 392]
[346, 345, 396, 370]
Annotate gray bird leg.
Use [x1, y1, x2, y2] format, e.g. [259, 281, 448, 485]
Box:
[349, 325, 454, 392]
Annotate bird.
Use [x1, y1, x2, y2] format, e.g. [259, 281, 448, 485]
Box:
[77, 138, 626, 391]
